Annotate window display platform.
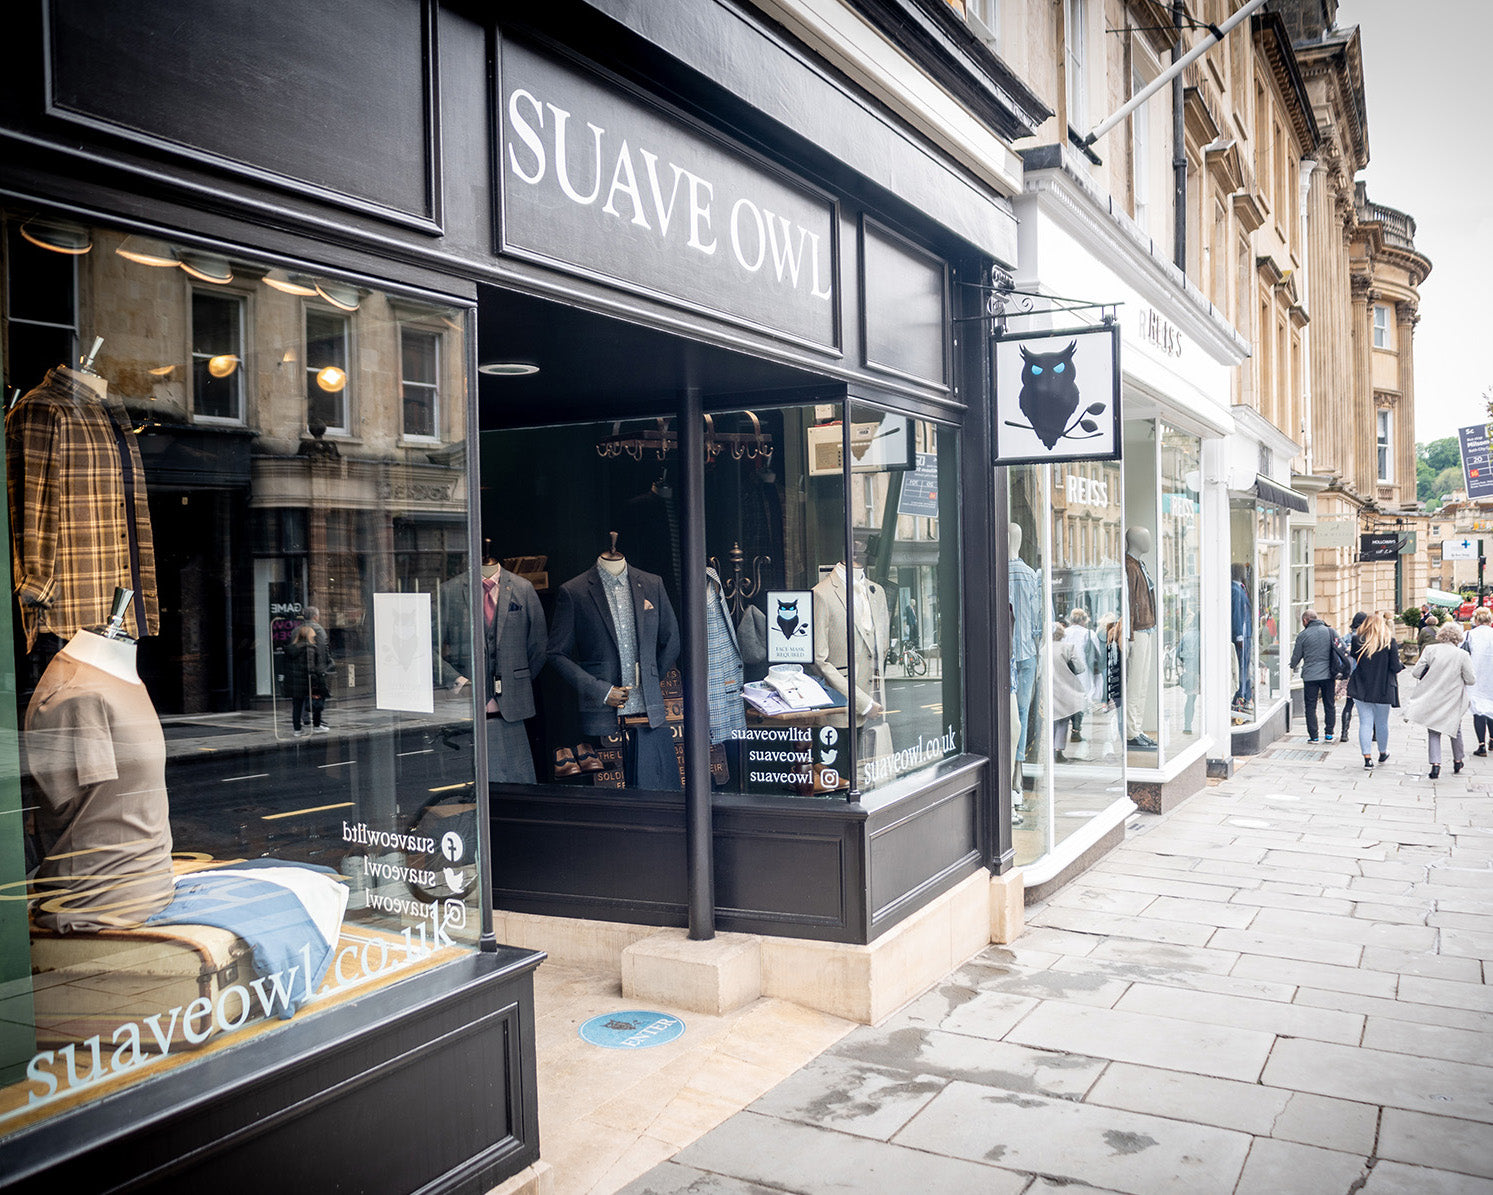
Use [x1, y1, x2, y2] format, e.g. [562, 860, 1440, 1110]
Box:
[1230, 697, 1290, 756]
[0, 947, 543, 1195]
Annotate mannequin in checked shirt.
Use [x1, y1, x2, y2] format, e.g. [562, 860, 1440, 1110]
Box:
[6, 365, 160, 660]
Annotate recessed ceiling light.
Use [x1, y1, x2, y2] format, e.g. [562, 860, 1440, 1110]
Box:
[315, 282, 361, 311]
[180, 254, 234, 284]
[115, 237, 179, 267]
[263, 270, 318, 296]
[19, 218, 92, 255]
[478, 361, 540, 377]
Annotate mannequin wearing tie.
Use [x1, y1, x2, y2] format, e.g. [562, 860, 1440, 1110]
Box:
[480, 557, 547, 784]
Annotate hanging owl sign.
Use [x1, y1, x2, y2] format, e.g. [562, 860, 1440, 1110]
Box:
[992, 324, 1121, 467]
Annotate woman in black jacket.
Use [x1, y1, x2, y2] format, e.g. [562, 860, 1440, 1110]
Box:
[1346, 612, 1403, 769]
[1339, 611, 1367, 740]
[286, 623, 332, 737]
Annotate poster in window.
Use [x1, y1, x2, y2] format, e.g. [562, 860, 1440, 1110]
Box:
[992, 324, 1121, 467]
[765, 590, 813, 664]
[374, 592, 434, 713]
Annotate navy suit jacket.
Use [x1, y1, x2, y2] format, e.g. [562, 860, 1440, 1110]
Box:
[548, 564, 679, 735]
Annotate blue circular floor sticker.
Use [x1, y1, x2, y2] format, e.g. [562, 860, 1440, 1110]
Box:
[579, 1011, 685, 1050]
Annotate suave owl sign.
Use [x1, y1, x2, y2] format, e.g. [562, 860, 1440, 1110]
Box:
[991, 324, 1122, 467]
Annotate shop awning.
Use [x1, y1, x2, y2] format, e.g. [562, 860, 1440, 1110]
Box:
[1425, 588, 1463, 608]
[1251, 475, 1309, 513]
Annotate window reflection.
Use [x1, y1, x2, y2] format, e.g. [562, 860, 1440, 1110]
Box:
[0, 213, 477, 1129]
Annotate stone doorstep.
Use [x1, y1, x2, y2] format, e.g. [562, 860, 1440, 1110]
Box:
[495, 870, 1023, 1025]
[488, 1160, 552, 1195]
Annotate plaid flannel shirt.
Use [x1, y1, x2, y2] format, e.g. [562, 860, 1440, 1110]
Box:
[6, 368, 159, 650]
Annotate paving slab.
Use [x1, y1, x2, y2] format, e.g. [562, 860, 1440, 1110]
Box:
[1004, 999, 1275, 1082]
[652, 1112, 1031, 1195]
[1379, 1108, 1493, 1180]
[1083, 1061, 1291, 1135]
[1233, 1137, 1370, 1195]
[892, 1080, 1252, 1194]
[1359, 1160, 1493, 1194]
[1261, 1037, 1493, 1123]
[1112, 982, 1362, 1044]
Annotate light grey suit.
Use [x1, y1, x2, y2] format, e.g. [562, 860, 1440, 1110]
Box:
[812, 566, 890, 730]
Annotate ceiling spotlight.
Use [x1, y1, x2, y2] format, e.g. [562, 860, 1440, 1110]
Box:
[180, 254, 234, 284]
[315, 365, 348, 392]
[315, 282, 360, 312]
[115, 237, 179, 267]
[19, 218, 92, 255]
[262, 270, 318, 297]
[478, 361, 540, 377]
[207, 354, 239, 379]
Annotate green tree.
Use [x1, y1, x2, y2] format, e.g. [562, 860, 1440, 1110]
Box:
[1417, 436, 1462, 507]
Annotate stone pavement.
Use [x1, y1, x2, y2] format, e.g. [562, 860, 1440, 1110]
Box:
[618, 705, 1493, 1194]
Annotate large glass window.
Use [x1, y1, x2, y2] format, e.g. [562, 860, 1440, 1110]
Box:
[1257, 505, 1286, 707]
[1009, 458, 1125, 867]
[1230, 500, 1258, 723]
[1159, 426, 1202, 756]
[0, 212, 477, 1134]
[1377, 409, 1393, 483]
[306, 308, 350, 434]
[480, 402, 962, 800]
[1122, 420, 1161, 764]
[191, 290, 245, 422]
[400, 326, 440, 441]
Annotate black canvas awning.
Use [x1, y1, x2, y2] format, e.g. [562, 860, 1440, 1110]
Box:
[1251, 475, 1309, 513]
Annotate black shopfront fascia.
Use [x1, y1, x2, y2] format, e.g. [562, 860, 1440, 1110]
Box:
[0, 0, 1021, 1188]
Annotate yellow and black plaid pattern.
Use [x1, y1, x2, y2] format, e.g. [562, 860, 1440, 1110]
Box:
[6, 368, 159, 650]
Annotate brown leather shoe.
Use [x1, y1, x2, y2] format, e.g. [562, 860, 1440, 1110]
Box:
[574, 743, 603, 772]
[553, 747, 581, 777]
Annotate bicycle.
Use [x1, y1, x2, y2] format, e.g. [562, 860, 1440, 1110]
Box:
[886, 638, 928, 676]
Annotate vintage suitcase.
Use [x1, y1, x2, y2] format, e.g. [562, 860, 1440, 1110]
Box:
[30, 923, 260, 1050]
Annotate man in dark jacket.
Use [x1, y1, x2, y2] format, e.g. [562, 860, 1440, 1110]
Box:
[1291, 609, 1344, 743]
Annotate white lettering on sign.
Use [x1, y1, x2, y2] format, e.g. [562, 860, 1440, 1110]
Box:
[506, 87, 832, 303]
[13, 905, 462, 1119]
[1065, 474, 1109, 507]
[1139, 308, 1184, 358]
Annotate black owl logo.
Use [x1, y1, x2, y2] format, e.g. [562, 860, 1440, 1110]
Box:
[1005, 340, 1107, 450]
[776, 599, 803, 641]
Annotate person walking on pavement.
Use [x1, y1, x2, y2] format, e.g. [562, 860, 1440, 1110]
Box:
[1290, 608, 1348, 743]
[1403, 619, 1476, 778]
[1339, 611, 1368, 742]
[1463, 607, 1493, 755]
[1347, 612, 1403, 769]
[286, 623, 331, 737]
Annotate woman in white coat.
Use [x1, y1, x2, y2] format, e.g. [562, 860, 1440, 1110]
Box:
[1464, 607, 1493, 755]
[1403, 620, 1477, 779]
[1051, 625, 1090, 762]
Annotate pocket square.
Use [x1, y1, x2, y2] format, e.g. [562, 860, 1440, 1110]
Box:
[643, 599, 655, 611]
[509, 601, 522, 612]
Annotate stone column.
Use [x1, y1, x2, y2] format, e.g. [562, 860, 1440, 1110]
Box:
[1397, 301, 1419, 508]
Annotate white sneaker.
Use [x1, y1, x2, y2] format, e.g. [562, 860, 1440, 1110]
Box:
[314, 724, 330, 733]
[293, 729, 305, 738]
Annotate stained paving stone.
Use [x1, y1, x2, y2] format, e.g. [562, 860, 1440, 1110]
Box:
[892, 1080, 1252, 1194]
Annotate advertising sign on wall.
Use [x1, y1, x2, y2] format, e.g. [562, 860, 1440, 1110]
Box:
[992, 324, 1121, 466]
[1360, 533, 1401, 562]
[1457, 423, 1493, 501]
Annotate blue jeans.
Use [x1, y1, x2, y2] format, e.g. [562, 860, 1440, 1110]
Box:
[1012, 655, 1038, 761]
[1356, 702, 1391, 756]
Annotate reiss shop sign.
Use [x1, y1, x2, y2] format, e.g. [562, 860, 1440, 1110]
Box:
[500, 41, 838, 349]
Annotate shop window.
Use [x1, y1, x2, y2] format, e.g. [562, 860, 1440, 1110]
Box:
[191, 290, 245, 422]
[1372, 304, 1391, 349]
[0, 212, 478, 1135]
[1230, 502, 1258, 723]
[1256, 505, 1286, 706]
[1009, 456, 1123, 865]
[3, 218, 79, 396]
[1160, 426, 1201, 756]
[1377, 409, 1393, 482]
[400, 326, 440, 441]
[1131, 65, 1149, 227]
[306, 308, 350, 434]
[479, 401, 962, 800]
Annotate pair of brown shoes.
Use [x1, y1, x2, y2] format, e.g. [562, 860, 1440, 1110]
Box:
[554, 744, 603, 777]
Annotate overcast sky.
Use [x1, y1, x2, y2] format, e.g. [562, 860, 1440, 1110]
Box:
[1334, 0, 1493, 448]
